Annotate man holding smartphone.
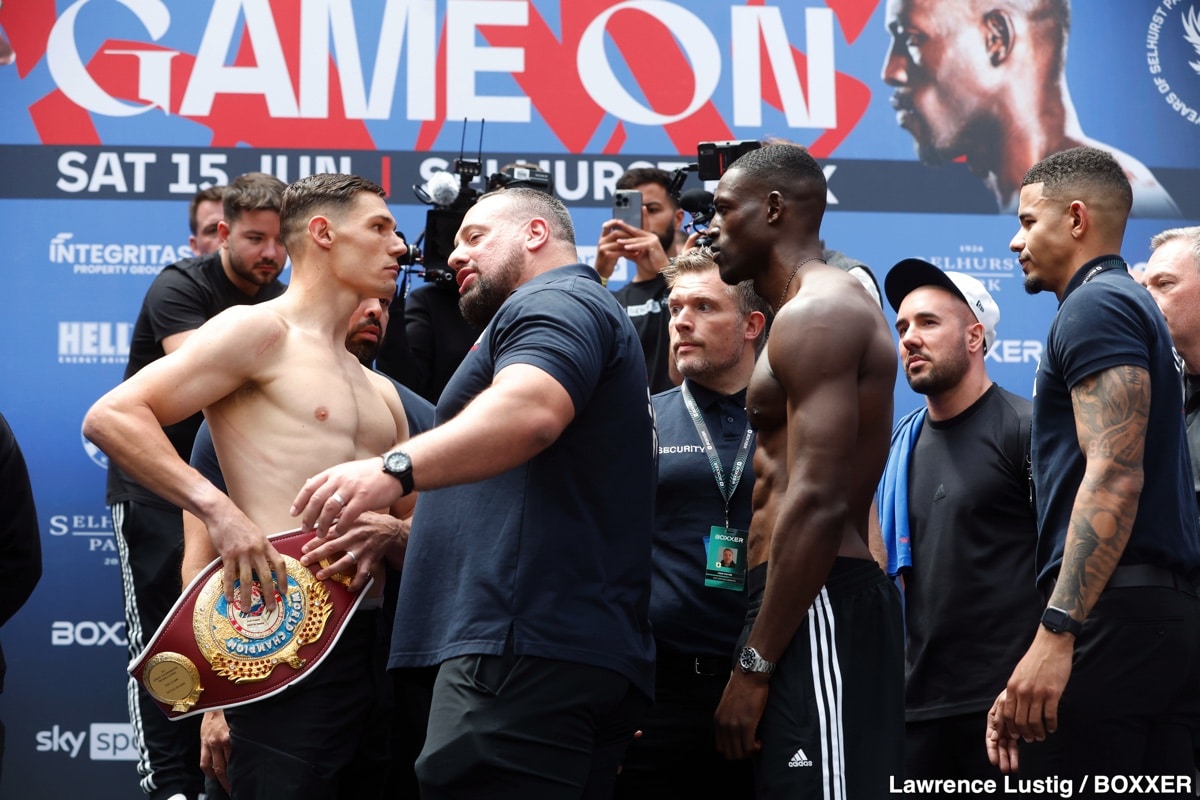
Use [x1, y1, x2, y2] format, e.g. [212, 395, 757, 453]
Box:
[595, 167, 686, 394]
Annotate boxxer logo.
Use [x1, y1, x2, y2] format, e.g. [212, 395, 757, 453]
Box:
[51, 621, 127, 646]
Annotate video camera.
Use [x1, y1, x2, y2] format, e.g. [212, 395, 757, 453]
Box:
[666, 139, 761, 247]
[487, 163, 553, 193]
[405, 125, 555, 290]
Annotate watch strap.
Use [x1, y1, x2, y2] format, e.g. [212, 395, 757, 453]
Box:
[1040, 606, 1082, 636]
[382, 451, 414, 496]
[739, 646, 775, 675]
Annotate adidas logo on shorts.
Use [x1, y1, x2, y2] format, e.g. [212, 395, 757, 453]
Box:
[788, 748, 813, 768]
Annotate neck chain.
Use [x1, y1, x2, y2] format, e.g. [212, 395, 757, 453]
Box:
[775, 257, 823, 312]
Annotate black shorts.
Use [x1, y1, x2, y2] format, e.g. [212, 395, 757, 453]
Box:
[740, 558, 904, 799]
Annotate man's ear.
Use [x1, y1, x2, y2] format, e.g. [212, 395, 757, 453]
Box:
[766, 191, 784, 225]
[308, 215, 333, 249]
[526, 217, 551, 250]
[1067, 199, 1089, 240]
[982, 10, 1014, 67]
[966, 321, 986, 355]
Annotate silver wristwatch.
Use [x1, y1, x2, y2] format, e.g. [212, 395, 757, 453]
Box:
[738, 646, 776, 675]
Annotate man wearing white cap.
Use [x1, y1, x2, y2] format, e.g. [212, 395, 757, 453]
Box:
[877, 259, 1042, 784]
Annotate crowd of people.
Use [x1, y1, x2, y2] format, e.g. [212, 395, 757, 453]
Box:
[0, 0, 1193, 796]
[0, 135, 1194, 800]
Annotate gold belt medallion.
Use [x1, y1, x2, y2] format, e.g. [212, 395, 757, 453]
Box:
[193, 555, 333, 686]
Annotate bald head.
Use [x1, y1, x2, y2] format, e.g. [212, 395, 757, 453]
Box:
[480, 187, 577, 247]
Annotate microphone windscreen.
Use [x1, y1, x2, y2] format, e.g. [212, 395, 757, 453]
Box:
[426, 171, 461, 208]
[680, 188, 714, 214]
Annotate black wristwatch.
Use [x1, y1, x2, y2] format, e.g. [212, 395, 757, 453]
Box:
[1040, 606, 1082, 637]
[381, 450, 414, 496]
[738, 646, 776, 676]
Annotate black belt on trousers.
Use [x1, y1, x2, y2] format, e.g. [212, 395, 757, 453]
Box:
[656, 652, 731, 678]
[1105, 563, 1196, 596]
[1044, 563, 1197, 601]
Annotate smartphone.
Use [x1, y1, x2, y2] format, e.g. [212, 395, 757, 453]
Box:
[610, 189, 643, 231]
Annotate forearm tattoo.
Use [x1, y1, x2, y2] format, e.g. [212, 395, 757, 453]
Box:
[1054, 366, 1148, 616]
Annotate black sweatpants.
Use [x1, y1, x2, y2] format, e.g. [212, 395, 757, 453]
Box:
[114, 500, 207, 800]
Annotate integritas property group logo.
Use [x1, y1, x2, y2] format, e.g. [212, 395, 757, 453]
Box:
[49, 232, 191, 276]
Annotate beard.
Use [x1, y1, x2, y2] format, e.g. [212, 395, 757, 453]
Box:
[914, 136, 952, 168]
[345, 321, 382, 366]
[905, 344, 970, 397]
[657, 225, 676, 253]
[676, 344, 742, 385]
[345, 339, 378, 366]
[459, 254, 521, 328]
[895, 98, 951, 167]
[228, 249, 281, 287]
[1024, 274, 1046, 295]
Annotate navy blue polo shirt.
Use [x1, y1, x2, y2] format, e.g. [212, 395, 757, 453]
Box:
[1032, 256, 1200, 585]
[650, 381, 754, 657]
[389, 264, 657, 698]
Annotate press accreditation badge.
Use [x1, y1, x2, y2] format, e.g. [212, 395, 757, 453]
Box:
[704, 526, 747, 591]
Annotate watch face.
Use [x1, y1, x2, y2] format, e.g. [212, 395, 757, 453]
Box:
[1041, 606, 1079, 635]
[384, 451, 410, 473]
[738, 647, 755, 671]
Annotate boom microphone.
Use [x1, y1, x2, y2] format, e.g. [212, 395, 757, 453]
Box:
[426, 171, 461, 208]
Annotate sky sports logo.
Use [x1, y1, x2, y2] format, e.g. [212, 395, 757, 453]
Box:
[58, 321, 132, 365]
[35, 724, 138, 761]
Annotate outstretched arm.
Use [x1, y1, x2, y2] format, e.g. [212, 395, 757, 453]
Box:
[292, 363, 575, 535]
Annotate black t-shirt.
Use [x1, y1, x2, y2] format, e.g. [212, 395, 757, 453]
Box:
[106, 252, 286, 507]
[389, 264, 657, 698]
[904, 385, 1042, 720]
[375, 278, 484, 405]
[612, 274, 673, 394]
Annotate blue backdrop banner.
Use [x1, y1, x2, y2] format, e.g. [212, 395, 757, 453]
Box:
[0, 1, 1196, 796]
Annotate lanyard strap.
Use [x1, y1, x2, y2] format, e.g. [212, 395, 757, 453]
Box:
[1081, 258, 1125, 285]
[680, 383, 754, 527]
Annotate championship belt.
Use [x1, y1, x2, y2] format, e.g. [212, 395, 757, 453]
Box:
[128, 528, 373, 721]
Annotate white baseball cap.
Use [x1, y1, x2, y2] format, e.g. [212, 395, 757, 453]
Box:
[885, 258, 1000, 353]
